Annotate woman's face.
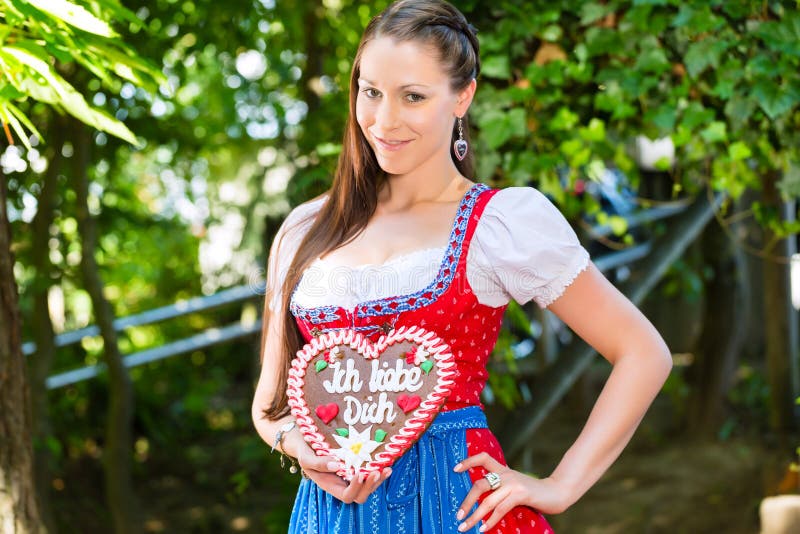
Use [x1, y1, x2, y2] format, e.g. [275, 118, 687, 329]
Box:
[355, 36, 468, 176]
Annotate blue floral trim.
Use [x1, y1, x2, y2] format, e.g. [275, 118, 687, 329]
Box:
[290, 182, 490, 325]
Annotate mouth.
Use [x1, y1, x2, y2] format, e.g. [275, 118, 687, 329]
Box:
[374, 135, 412, 152]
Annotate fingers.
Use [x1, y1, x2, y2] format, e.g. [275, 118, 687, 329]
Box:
[455, 477, 489, 521]
[344, 467, 392, 504]
[298, 452, 341, 473]
[453, 451, 505, 475]
[457, 487, 510, 532]
[353, 467, 392, 504]
[302, 468, 348, 496]
[298, 454, 392, 505]
[479, 498, 515, 533]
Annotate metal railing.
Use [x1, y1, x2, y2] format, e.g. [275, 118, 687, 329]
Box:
[28, 201, 687, 390]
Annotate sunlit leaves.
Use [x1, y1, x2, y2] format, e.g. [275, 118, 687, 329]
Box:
[0, 0, 165, 146]
[25, 0, 116, 37]
[3, 43, 141, 146]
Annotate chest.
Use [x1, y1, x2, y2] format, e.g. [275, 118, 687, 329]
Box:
[317, 201, 461, 267]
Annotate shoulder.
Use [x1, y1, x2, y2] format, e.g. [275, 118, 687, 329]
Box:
[285, 192, 328, 229]
[476, 185, 574, 238]
[482, 185, 558, 215]
[468, 184, 590, 308]
[275, 192, 329, 243]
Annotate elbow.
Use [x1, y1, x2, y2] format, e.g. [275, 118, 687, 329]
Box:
[251, 400, 263, 430]
[655, 338, 673, 379]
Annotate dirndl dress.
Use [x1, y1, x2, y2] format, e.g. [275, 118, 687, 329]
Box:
[286, 182, 555, 533]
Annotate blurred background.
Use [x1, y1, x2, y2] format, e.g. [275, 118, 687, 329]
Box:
[2, 1, 800, 532]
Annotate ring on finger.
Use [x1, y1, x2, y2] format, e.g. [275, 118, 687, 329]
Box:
[483, 471, 502, 491]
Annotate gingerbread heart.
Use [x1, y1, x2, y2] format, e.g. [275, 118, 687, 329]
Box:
[286, 325, 456, 481]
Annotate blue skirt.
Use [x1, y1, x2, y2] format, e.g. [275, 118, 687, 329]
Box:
[288, 405, 488, 534]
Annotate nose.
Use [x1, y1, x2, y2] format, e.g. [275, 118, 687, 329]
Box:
[374, 98, 401, 131]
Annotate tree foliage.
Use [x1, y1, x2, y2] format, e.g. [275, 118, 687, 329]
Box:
[2, 0, 798, 530]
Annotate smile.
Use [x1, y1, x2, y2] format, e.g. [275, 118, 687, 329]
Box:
[374, 135, 412, 152]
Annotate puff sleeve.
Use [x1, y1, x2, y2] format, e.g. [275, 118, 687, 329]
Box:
[265, 196, 326, 313]
[467, 186, 590, 309]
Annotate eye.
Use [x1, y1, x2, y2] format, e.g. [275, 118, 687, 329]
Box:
[361, 88, 381, 98]
[406, 93, 426, 103]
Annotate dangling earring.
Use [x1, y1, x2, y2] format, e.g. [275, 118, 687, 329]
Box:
[453, 116, 468, 161]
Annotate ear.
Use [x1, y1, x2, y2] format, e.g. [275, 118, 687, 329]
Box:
[454, 78, 477, 117]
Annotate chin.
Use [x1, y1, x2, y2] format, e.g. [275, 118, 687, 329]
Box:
[375, 157, 413, 176]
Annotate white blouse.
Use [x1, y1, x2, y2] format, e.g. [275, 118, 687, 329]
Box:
[265, 186, 590, 314]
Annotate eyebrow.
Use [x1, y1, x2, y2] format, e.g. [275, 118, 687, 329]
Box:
[358, 78, 430, 89]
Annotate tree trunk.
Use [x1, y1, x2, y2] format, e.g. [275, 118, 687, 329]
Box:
[27, 113, 67, 533]
[685, 212, 749, 437]
[0, 167, 46, 532]
[69, 119, 142, 533]
[762, 171, 799, 434]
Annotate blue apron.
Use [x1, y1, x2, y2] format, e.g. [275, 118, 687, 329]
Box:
[288, 405, 487, 534]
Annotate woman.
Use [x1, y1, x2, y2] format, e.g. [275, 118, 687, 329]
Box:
[251, 1, 673, 532]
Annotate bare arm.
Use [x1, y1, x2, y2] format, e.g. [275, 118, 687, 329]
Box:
[544, 261, 673, 509]
[250, 218, 392, 502]
[455, 261, 672, 530]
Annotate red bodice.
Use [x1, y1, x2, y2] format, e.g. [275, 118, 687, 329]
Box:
[289, 182, 506, 411]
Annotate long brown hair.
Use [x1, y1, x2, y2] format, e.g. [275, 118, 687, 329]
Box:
[260, 0, 481, 420]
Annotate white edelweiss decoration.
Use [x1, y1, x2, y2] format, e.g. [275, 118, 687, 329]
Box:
[330, 425, 381, 471]
[413, 347, 429, 365]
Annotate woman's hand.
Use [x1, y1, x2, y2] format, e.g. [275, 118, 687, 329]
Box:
[297, 447, 392, 504]
[453, 452, 572, 532]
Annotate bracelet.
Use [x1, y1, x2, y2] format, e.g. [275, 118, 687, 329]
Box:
[272, 420, 299, 474]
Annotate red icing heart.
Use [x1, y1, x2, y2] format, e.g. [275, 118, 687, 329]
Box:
[315, 403, 339, 424]
[287, 326, 456, 482]
[397, 394, 421, 413]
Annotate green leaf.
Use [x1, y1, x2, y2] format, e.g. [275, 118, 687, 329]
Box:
[778, 163, 800, 199]
[681, 102, 714, 130]
[700, 121, 727, 143]
[315, 360, 328, 372]
[648, 105, 677, 133]
[724, 92, 757, 131]
[635, 38, 670, 73]
[335, 428, 348, 437]
[0, 104, 29, 150]
[580, 3, 613, 25]
[2, 43, 141, 146]
[26, 0, 116, 37]
[482, 55, 510, 79]
[374, 429, 387, 443]
[672, 5, 724, 35]
[584, 28, 623, 57]
[653, 157, 672, 171]
[85, 41, 167, 89]
[728, 142, 752, 161]
[609, 215, 628, 236]
[549, 107, 579, 131]
[420, 360, 433, 375]
[755, 14, 800, 56]
[684, 38, 728, 78]
[476, 108, 525, 149]
[541, 25, 562, 42]
[752, 79, 800, 120]
[578, 118, 606, 142]
[712, 58, 744, 99]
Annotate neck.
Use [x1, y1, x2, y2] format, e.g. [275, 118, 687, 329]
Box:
[378, 157, 466, 211]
